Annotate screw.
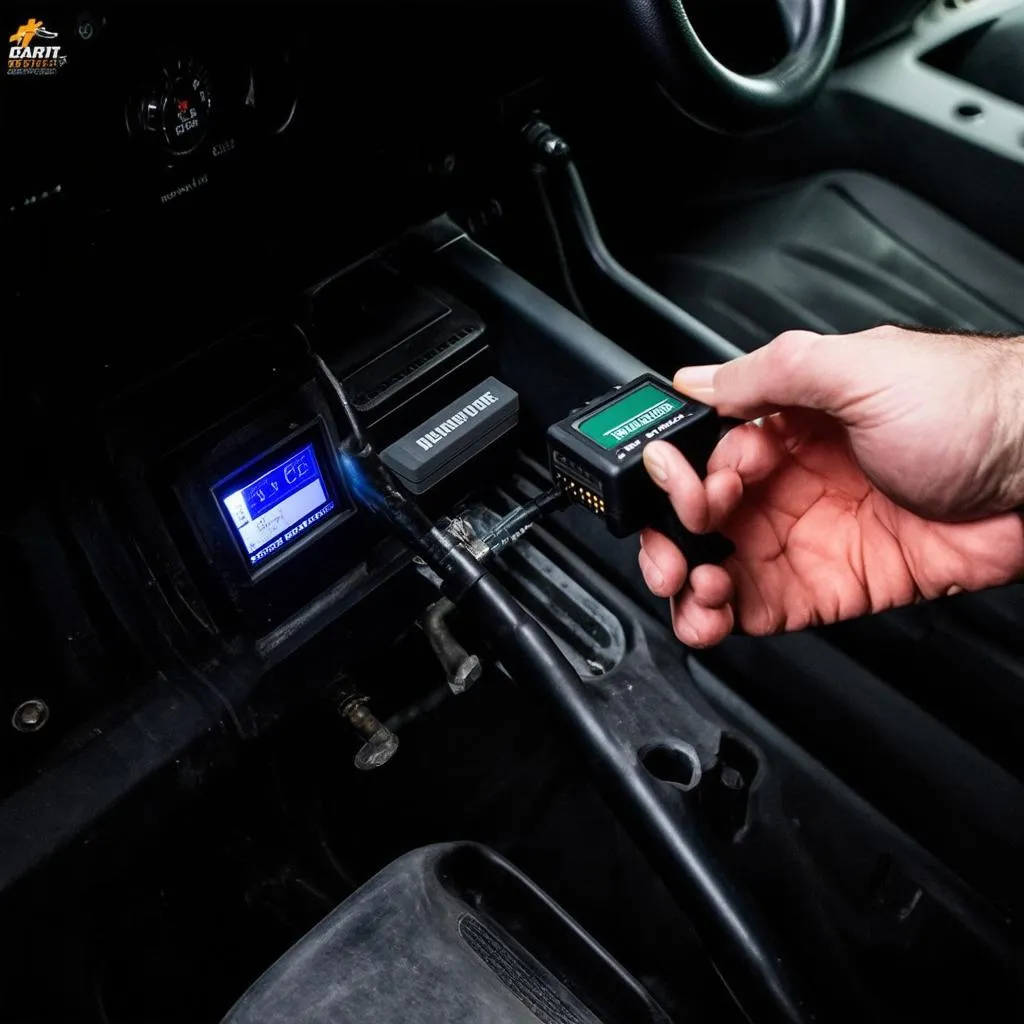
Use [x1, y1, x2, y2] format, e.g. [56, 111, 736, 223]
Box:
[422, 597, 482, 694]
[12, 699, 50, 733]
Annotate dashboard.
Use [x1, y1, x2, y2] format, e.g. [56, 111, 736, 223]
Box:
[3, 4, 549, 359]
[0, 3, 559, 799]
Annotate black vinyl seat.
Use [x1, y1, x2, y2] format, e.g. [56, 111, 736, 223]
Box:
[645, 170, 1024, 351]
[222, 843, 671, 1024]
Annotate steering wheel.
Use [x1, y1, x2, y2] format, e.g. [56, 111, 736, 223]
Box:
[619, 0, 846, 134]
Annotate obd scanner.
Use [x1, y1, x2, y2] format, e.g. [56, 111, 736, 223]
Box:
[547, 373, 735, 566]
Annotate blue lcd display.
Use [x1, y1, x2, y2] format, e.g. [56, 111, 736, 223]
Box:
[218, 441, 338, 568]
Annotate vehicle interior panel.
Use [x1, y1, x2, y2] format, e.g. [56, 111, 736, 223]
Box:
[4, 2, 1024, 1022]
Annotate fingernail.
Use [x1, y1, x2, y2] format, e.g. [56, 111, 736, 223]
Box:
[674, 365, 719, 398]
[643, 445, 668, 485]
[645, 561, 664, 590]
[675, 623, 698, 647]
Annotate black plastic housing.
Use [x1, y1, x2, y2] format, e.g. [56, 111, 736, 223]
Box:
[546, 372, 721, 538]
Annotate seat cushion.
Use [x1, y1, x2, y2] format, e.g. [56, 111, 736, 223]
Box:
[645, 171, 1024, 351]
[221, 843, 671, 1024]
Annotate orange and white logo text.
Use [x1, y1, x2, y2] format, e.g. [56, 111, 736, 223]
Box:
[8, 18, 64, 75]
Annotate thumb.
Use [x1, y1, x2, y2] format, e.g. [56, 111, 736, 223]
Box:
[674, 330, 859, 420]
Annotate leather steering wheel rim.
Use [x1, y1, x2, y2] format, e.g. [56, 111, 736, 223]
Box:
[620, 0, 846, 134]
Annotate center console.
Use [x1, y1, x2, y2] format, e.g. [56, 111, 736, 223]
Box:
[826, 0, 1024, 261]
[833, 0, 1024, 166]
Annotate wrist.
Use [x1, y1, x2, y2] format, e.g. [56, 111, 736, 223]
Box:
[990, 341, 1024, 512]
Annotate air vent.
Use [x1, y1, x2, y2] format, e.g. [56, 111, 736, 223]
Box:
[355, 325, 480, 406]
[458, 915, 601, 1024]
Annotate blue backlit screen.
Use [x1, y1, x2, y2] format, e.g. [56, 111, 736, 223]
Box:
[218, 442, 337, 568]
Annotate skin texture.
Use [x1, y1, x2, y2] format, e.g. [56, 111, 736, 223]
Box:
[638, 326, 1024, 648]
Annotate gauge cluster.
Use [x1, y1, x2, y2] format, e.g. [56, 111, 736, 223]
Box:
[2, 0, 547, 295]
[128, 56, 215, 157]
[120, 37, 298, 207]
[124, 48, 297, 167]
[2, 6, 298, 225]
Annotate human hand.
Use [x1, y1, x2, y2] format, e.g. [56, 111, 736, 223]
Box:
[638, 326, 1024, 647]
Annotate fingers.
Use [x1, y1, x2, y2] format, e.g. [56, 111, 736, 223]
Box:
[642, 440, 709, 534]
[640, 530, 736, 647]
[637, 424, 756, 649]
[690, 563, 734, 608]
[674, 330, 860, 421]
[670, 565, 736, 648]
[709, 419, 789, 483]
[639, 528, 687, 597]
[640, 422, 784, 539]
[642, 421, 787, 532]
[704, 468, 743, 532]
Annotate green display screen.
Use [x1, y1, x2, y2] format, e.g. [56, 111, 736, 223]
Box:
[576, 384, 684, 450]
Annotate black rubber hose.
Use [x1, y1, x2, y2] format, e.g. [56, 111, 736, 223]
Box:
[531, 163, 591, 324]
[457, 569, 815, 1024]
[561, 161, 743, 364]
[310, 349, 462, 571]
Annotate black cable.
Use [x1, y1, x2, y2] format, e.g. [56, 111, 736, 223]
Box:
[522, 119, 743, 365]
[308, 348, 476, 585]
[479, 488, 566, 560]
[310, 352, 370, 454]
[531, 163, 591, 324]
[559, 160, 743, 363]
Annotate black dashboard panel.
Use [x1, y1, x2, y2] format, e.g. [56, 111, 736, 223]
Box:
[2, 3, 561, 396]
[0, 4, 561, 790]
[3, 5, 550, 233]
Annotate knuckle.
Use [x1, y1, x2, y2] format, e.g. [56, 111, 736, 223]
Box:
[874, 323, 908, 340]
[769, 330, 819, 374]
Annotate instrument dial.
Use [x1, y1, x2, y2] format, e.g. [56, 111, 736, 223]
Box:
[137, 57, 213, 156]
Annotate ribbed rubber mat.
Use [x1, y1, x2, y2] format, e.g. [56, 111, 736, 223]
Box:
[458, 915, 601, 1024]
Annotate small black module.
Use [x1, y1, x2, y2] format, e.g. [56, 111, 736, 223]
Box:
[380, 377, 519, 495]
[547, 373, 723, 539]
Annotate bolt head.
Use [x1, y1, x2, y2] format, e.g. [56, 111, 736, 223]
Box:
[449, 655, 483, 695]
[354, 728, 399, 770]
